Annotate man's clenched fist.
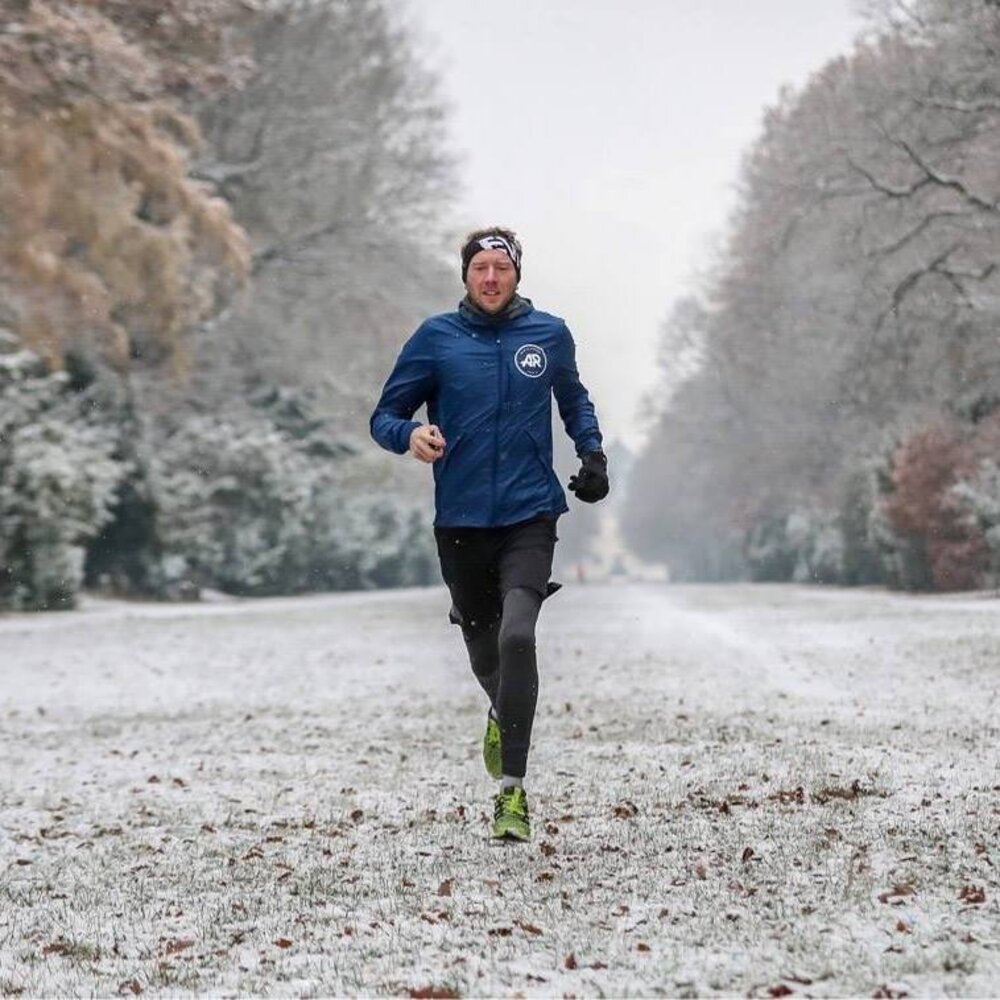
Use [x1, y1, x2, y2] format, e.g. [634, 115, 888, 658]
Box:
[409, 424, 447, 463]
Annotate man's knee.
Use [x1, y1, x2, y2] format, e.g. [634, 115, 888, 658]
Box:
[499, 586, 541, 653]
[499, 625, 535, 657]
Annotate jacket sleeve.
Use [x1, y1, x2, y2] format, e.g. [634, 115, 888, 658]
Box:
[370, 324, 436, 455]
[553, 323, 603, 457]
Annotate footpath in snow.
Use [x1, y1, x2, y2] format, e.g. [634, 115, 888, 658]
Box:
[1, 582, 998, 997]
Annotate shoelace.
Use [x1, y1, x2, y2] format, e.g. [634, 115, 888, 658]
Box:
[494, 790, 528, 820]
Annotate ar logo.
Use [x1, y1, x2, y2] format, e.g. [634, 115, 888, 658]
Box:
[514, 343, 547, 378]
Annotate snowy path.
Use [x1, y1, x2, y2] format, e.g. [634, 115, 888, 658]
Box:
[1, 583, 998, 997]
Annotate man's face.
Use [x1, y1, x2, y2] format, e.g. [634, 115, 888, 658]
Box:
[465, 248, 518, 313]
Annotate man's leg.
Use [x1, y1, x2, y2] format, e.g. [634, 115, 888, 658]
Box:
[435, 527, 503, 707]
[459, 614, 500, 709]
[495, 515, 559, 784]
[495, 586, 543, 780]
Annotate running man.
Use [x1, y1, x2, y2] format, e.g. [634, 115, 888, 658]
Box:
[370, 227, 608, 840]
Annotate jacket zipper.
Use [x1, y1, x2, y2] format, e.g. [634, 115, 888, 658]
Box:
[491, 334, 503, 524]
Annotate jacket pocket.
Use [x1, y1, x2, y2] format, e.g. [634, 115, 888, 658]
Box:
[527, 430, 562, 497]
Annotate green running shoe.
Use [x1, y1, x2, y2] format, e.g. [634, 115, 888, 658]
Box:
[483, 710, 502, 780]
[492, 785, 530, 841]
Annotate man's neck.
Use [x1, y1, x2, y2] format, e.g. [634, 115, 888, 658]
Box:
[460, 293, 531, 323]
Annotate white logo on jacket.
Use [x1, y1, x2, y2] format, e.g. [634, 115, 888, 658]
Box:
[514, 343, 547, 378]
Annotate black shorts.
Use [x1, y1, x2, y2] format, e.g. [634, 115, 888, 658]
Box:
[435, 514, 560, 631]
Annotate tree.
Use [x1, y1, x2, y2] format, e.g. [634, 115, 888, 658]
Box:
[0, 0, 253, 369]
[623, 0, 1000, 589]
[188, 0, 457, 444]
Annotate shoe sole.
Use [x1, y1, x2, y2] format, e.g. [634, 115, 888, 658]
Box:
[491, 823, 530, 842]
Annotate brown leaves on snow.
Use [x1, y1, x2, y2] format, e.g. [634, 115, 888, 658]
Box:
[162, 938, 195, 956]
[878, 884, 916, 905]
[768, 786, 805, 805]
[958, 884, 986, 904]
[515, 920, 543, 936]
[408, 987, 459, 999]
[872, 985, 909, 998]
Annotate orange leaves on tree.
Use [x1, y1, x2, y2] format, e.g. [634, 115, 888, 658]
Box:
[882, 419, 989, 590]
[0, 0, 252, 370]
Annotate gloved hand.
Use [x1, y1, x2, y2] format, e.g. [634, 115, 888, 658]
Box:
[568, 450, 609, 503]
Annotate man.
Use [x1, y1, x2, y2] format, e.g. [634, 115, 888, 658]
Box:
[370, 227, 608, 841]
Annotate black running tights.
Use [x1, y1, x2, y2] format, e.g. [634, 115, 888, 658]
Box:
[463, 586, 542, 779]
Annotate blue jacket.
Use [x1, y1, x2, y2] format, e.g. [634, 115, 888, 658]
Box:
[370, 299, 603, 527]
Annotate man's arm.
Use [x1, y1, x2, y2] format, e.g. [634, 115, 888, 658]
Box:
[370, 325, 436, 455]
[552, 323, 603, 457]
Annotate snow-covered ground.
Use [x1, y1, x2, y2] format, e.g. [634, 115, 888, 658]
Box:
[1, 582, 997, 997]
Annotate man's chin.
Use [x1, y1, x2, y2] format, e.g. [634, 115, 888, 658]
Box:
[476, 294, 513, 314]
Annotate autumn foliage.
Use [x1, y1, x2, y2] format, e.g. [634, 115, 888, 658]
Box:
[882, 414, 1000, 590]
[0, 0, 253, 369]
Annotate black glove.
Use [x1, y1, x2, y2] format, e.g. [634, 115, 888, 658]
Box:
[568, 450, 609, 503]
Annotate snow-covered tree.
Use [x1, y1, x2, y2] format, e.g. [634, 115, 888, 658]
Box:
[0, 334, 123, 609]
[624, 0, 1000, 590]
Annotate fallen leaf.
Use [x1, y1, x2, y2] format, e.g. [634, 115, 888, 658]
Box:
[274, 938, 293, 949]
[742, 846, 757, 864]
[768, 986, 794, 997]
[163, 938, 194, 956]
[564, 953, 578, 970]
[589, 961, 608, 970]
[350, 809, 364, 822]
[895, 920, 912, 934]
[878, 884, 916, 905]
[540, 841, 557, 857]
[636, 942, 651, 952]
[768, 786, 805, 805]
[437, 879, 453, 897]
[516, 920, 543, 936]
[118, 980, 142, 996]
[408, 988, 459, 999]
[958, 884, 986, 904]
[488, 926, 512, 937]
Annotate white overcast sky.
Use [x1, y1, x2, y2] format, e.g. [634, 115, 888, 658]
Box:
[399, 0, 867, 450]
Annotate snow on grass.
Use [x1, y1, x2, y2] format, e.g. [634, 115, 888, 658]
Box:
[1, 583, 997, 997]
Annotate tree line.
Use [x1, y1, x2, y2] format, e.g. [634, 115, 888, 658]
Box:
[0, 0, 454, 610]
[624, 0, 1000, 591]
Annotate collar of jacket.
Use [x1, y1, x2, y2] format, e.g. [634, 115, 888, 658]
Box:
[458, 293, 534, 328]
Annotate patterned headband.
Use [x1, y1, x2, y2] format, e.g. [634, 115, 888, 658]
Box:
[461, 234, 522, 282]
